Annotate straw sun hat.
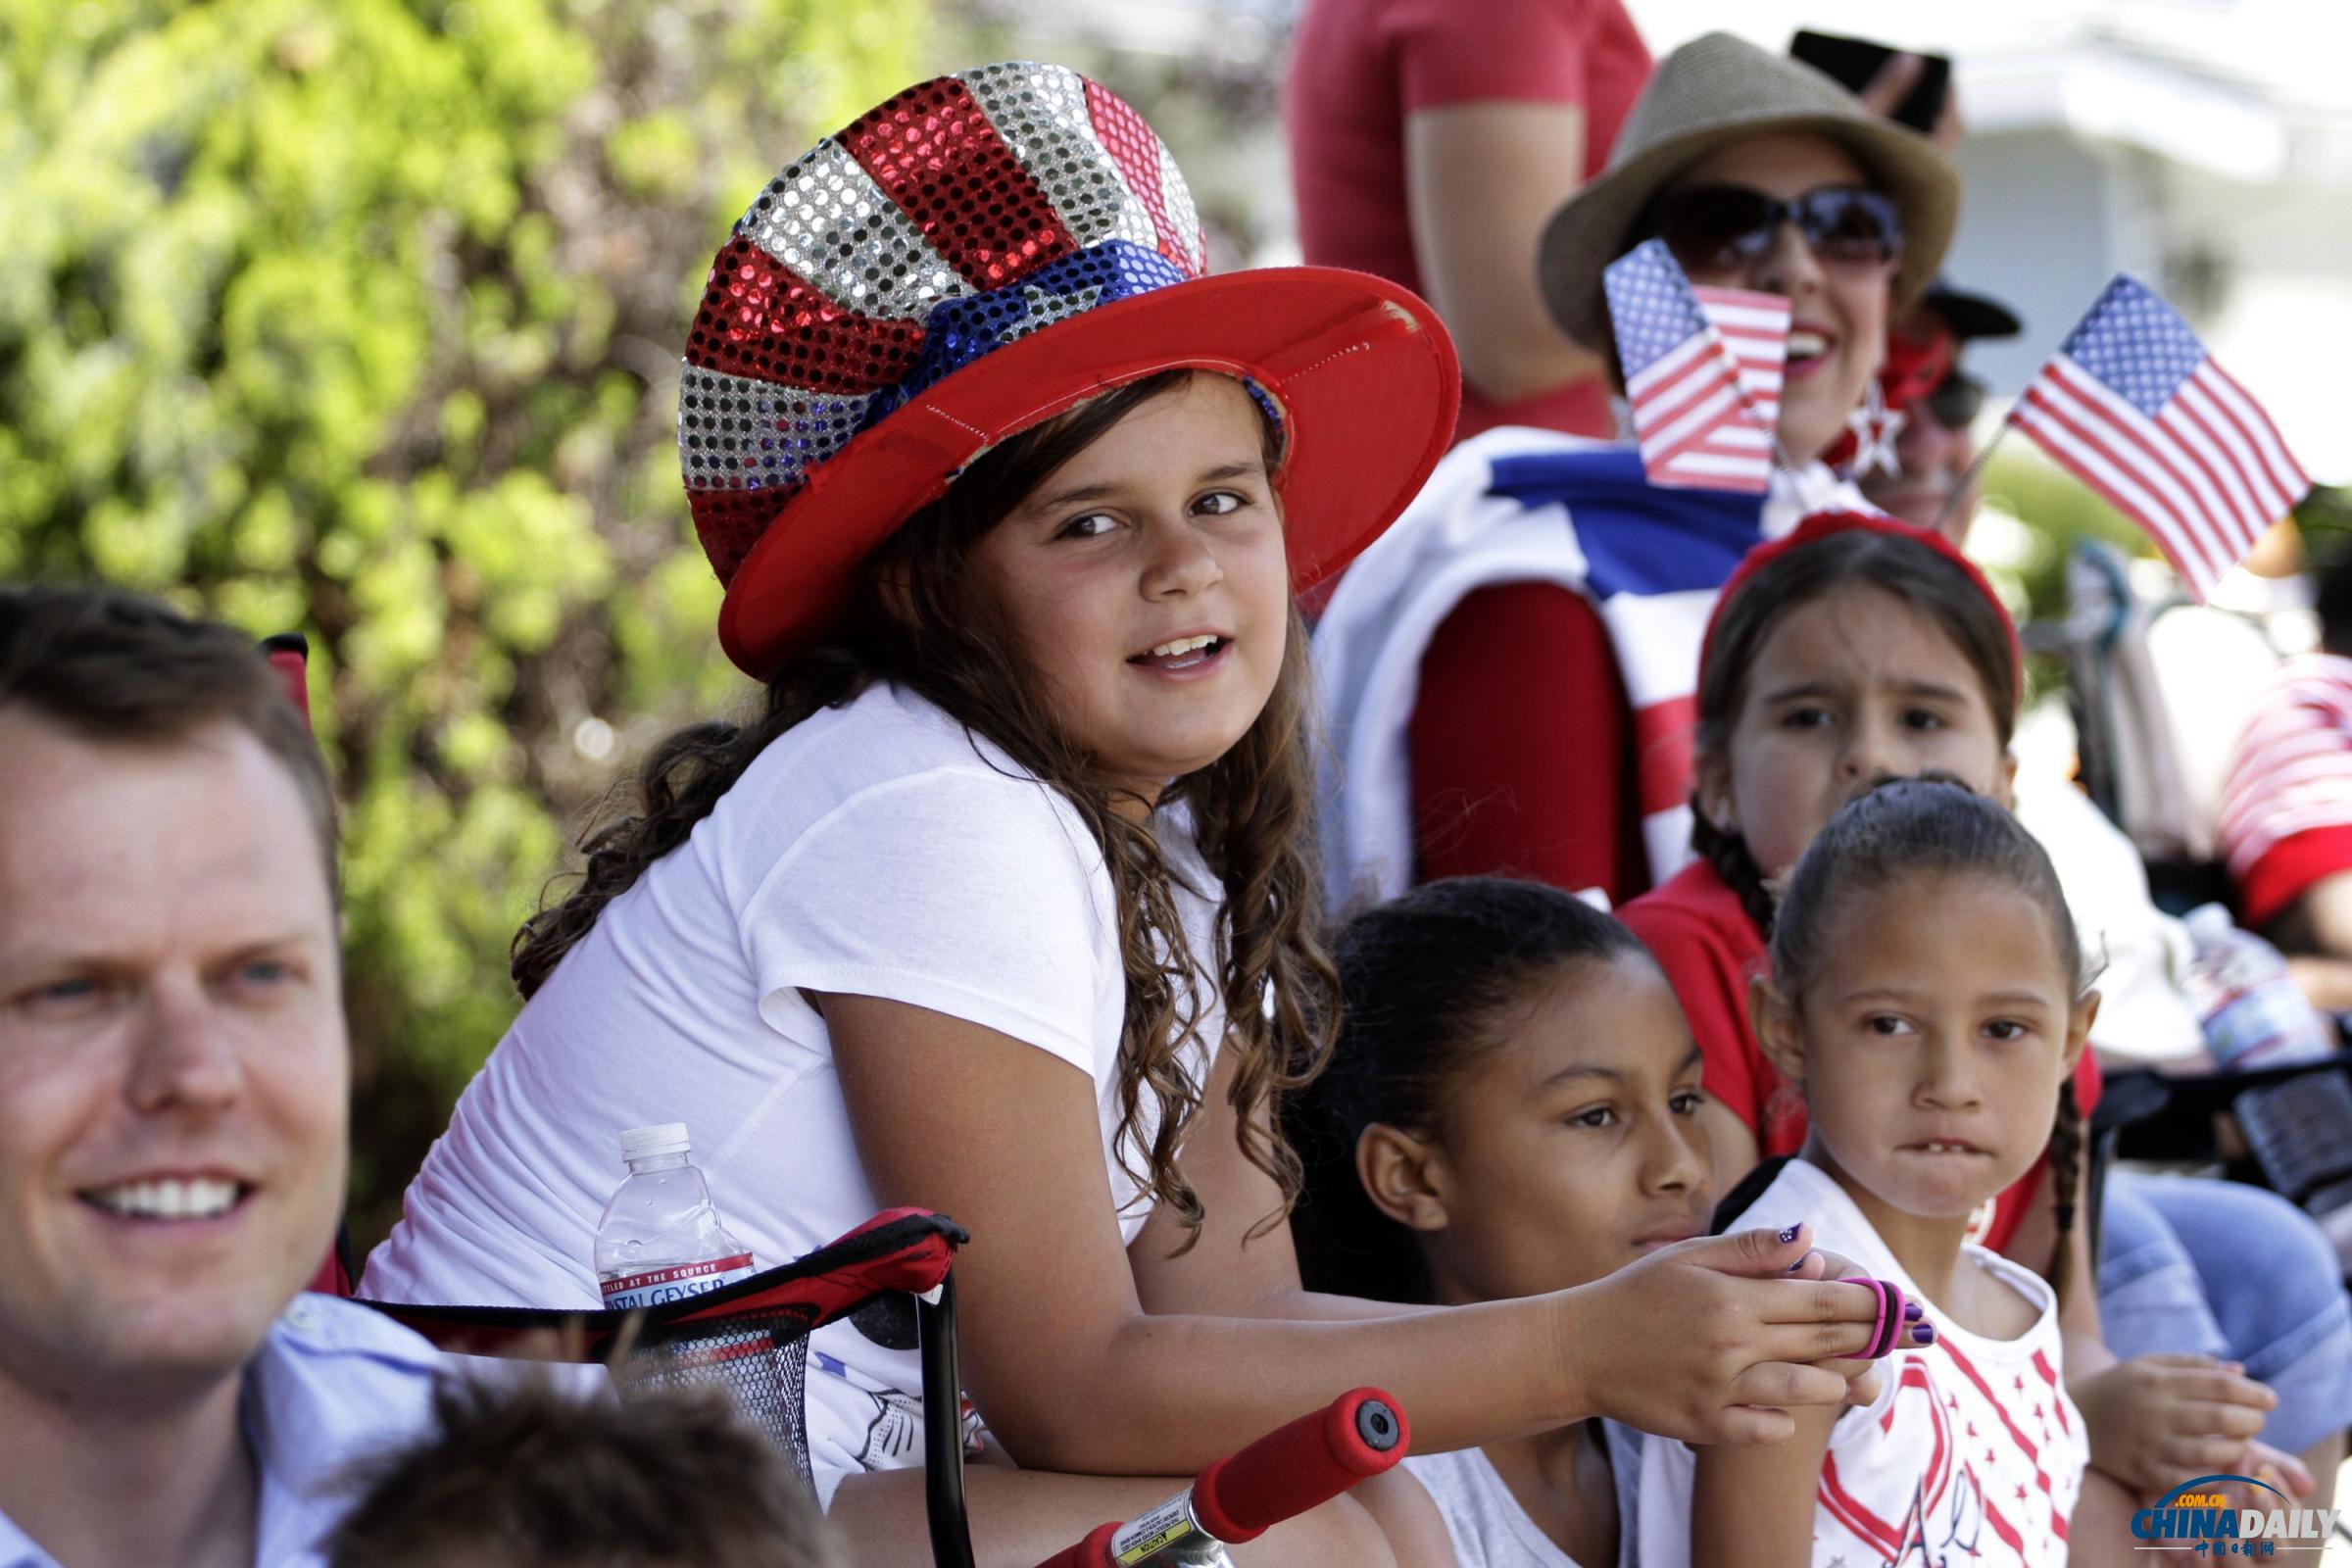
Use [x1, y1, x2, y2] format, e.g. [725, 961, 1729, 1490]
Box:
[1538, 31, 1961, 351]
[678, 63, 1459, 678]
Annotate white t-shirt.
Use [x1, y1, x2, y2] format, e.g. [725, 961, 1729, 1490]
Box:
[1638, 1159, 2086, 1568]
[1406, 1421, 1642, 1568]
[361, 682, 1224, 1494]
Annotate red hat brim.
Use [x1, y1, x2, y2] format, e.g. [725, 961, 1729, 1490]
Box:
[715, 268, 1460, 678]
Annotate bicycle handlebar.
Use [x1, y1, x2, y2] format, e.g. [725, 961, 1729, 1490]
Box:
[1031, 1388, 1409, 1568]
[1192, 1386, 1408, 1543]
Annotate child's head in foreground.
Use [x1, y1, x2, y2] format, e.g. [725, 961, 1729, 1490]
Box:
[1292, 876, 1713, 1305]
[1751, 777, 2096, 1246]
[327, 1375, 834, 1568]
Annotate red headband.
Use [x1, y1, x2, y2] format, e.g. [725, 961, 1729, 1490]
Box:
[1701, 510, 2024, 700]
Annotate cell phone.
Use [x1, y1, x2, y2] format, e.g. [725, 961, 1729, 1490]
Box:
[1789, 28, 1951, 135]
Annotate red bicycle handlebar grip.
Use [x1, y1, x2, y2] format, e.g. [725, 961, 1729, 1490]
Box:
[1033, 1520, 1118, 1568]
[1189, 1388, 1409, 1544]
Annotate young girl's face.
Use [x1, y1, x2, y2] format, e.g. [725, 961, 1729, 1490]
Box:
[1698, 585, 2012, 880]
[965, 375, 1290, 802]
[1391, 953, 1714, 1305]
[1760, 871, 2090, 1227]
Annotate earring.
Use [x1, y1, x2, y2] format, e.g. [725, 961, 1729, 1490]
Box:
[1841, 379, 1905, 480]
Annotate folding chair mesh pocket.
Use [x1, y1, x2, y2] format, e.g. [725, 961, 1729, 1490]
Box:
[618, 1304, 817, 1482]
[361, 1207, 965, 1494]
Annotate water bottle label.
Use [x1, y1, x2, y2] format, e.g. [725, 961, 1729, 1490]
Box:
[600, 1252, 756, 1310]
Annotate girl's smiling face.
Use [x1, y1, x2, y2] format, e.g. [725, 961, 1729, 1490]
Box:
[1697, 585, 2013, 881]
[1364, 952, 1716, 1305]
[1756, 871, 2092, 1230]
[964, 374, 1290, 808]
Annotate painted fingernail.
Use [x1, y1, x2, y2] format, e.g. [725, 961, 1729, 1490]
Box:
[1904, 1300, 1924, 1322]
[1912, 1323, 1936, 1345]
[1778, 1224, 1803, 1244]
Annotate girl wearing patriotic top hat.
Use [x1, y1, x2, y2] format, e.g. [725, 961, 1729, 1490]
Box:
[363, 65, 1895, 1564]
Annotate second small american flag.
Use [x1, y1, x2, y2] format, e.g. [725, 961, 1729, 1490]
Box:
[1603, 237, 1790, 495]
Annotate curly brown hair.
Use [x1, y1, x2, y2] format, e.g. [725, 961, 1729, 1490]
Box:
[511, 370, 1336, 1247]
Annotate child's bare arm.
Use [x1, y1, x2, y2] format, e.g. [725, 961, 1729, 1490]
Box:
[826, 993, 1887, 1472]
[1690, 1400, 1839, 1568]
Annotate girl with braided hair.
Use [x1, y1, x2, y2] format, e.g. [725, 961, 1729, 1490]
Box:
[1621, 513, 2332, 1560]
[1654, 777, 2095, 1566]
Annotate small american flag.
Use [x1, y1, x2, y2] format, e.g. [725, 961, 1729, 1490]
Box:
[2011, 274, 2310, 601]
[1604, 238, 1790, 494]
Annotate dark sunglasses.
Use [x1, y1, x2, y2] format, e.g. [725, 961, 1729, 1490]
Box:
[1646, 184, 1904, 273]
[1921, 371, 1986, 430]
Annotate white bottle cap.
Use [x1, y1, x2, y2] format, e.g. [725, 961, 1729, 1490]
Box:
[618, 1122, 691, 1163]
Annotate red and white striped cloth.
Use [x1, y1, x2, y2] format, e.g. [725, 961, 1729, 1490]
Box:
[2220, 653, 2352, 928]
[2011, 274, 2309, 602]
[1604, 239, 1790, 494]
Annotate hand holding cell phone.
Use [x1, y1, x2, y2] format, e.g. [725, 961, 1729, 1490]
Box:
[1790, 29, 1960, 149]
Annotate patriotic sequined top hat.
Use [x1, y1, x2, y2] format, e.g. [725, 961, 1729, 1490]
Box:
[679, 63, 1461, 677]
[1702, 510, 2023, 700]
[1537, 32, 1959, 353]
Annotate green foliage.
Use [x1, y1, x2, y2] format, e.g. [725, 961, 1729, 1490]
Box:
[0, 0, 924, 1247]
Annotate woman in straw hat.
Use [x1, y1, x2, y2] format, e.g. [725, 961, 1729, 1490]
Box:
[1314, 29, 1956, 918]
[361, 63, 1894, 1565]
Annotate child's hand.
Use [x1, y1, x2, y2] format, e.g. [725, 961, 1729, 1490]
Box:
[2242, 1439, 2317, 1499]
[1560, 1222, 1893, 1446]
[2077, 1352, 2285, 1494]
[1787, 1247, 1913, 1408]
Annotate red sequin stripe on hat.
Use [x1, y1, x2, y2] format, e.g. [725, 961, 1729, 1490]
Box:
[687, 237, 926, 393]
[688, 487, 782, 586]
[1082, 79, 1192, 274]
[841, 76, 1078, 291]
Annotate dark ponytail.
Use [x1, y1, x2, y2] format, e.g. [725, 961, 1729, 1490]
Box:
[1287, 877, 1649, 1303]
[1690, 810, 1778, 940]
[2046, 1079, 2084, 1295]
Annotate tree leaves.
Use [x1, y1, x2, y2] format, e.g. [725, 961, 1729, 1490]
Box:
[1, 0, 924, 1246]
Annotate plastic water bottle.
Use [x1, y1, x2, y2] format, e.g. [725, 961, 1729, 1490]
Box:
[593, 1123, 758, 1310]
[2181, 905, 2336, 1070]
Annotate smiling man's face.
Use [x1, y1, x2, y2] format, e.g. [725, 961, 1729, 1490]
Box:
[0, 710, 347, 1406]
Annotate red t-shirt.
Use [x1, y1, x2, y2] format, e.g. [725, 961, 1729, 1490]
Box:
[1408, 583, 1648, 903]
[1283, 0, 1648, 443]
[1621, 858, 2105, 1259]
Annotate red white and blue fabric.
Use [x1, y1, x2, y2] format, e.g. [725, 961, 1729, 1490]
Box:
[2011, 274, 2310, 602]
[2220, 653, 2352, 928]
[1312, 428, 1868, 910]
[677, 63, 1210, 584]
[1603, 238, 1790, 495]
